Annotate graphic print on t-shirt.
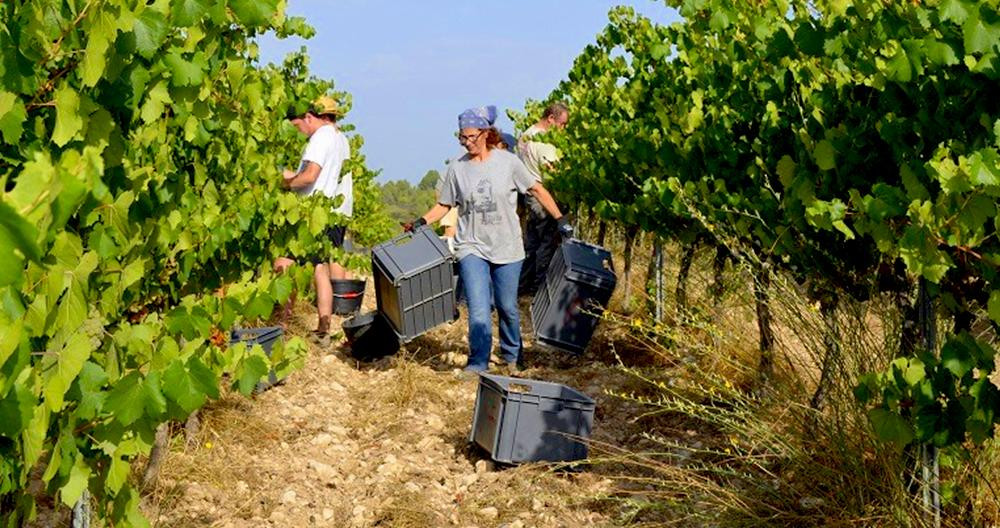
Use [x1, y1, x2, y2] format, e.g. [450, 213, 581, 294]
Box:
[471, 177, 499, 224]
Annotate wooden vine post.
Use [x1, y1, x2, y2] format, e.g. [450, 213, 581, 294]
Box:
[916, 280, 941, 528]
[753, 261, 775, 383]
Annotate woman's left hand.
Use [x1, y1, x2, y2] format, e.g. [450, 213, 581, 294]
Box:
[557, 216, 574, 238]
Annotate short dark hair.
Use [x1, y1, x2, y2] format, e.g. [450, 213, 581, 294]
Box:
[542, 102, 568, 120]
[285, 110, 338, 123]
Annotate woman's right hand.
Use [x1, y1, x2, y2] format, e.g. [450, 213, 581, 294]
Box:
[402, 217, 427, 232]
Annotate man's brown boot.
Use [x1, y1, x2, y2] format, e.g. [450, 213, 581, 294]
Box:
[311, 315, 332, 347]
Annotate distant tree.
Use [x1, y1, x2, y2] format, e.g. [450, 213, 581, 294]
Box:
[378, 177, 436, 226]
[418, 170, 440, 191]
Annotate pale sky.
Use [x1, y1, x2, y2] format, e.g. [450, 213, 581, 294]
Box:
[257, 1, 679, 183]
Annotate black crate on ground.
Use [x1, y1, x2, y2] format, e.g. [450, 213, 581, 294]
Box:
[342, 311, 400, 361]
[470, 373, 595, 464]
[372, 226, 456, 341]
[530, 239, 617, 354]
[230, 326, 284, 393]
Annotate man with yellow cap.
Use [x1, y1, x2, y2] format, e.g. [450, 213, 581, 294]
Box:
[274, 95, 352, 340]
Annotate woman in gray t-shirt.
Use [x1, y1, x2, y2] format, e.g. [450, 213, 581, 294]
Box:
[408, 106, 569, 373]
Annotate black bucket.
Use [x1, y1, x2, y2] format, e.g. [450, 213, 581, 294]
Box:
[342, 311, 400, 361]
[332, 278, 366, 315]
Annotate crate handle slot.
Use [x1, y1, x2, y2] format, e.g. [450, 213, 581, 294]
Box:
[508, 383, 533, 394]
[539, 400, 564, 413]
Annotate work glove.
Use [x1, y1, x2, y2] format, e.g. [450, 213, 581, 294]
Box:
[402, 217, 427, 233]
[557, 216, 574, 239]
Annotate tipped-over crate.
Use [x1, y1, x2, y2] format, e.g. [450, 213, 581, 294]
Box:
[470, 373, 595, 464]
[342, 310, 400, 361]
[531, 239, 617, 354]
[230, 326, 284, 393]
[372, 226, 456, 341]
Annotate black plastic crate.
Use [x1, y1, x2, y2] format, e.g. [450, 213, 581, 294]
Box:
[230, 326, 284, 393]
[372, 226, 456, 341]
[530, 239, 616, 354]
[470, 373, 595, 464]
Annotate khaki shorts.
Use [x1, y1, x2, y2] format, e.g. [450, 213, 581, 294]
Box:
[439, 207, 459, 228]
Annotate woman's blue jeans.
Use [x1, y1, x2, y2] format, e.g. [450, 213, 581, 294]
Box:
[458, 255, 523, 371]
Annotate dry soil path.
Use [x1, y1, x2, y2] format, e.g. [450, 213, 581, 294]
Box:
[146, 291, 661, 528]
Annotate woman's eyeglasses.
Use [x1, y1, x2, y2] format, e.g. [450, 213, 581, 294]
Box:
[458, 131, 484, 144]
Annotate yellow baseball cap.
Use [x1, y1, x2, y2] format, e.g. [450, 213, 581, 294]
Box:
[285, 95, 342, 119]
[311, 95, 341, 117]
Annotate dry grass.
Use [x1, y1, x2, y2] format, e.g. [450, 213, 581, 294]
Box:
[573, 221, 1000, 527]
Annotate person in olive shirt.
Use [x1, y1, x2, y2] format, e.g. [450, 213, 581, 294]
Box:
[517, 102, 569, 297]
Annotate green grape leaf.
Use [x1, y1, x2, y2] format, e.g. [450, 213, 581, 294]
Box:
[813, 140, 836, 171]
[188, 356, 219, 399]
[776, 155, 796, 188]
[75, 361, 108, 420]
[988, 290, 1000, 324]
[164, 306, 212, 340]
[244, 292, 274, 320]
[43, 333, 92, 412]
[121, 258, 145, 289]
[0, 382, 35, 438]
[161, 359, 207, 413]
[941, 336, 975, 378]
[651, 43, 671, 60]
[52, 86, 82, 147]
[924, 38, 959, 66]
[236, 354, 269, 396]
[59, 455, 92, 506]
[939, 0, 970, 24]
[81, 11, 116, 87]
[115, 487, 153, 528]
[105, 455, 129, 495]
[0, 226, 26, 287]
[869, 408, 915, 446]
[172, 0, 210, 26]
[886, 47, 912, 82]
[163, 52, 206, 87]
[963, 12, 998, 56]
[133, 9, 169, 59]
[57, 278, 88, 336]
[0, 91, 26, 144]
[143, 372, 168, 417]
[219, 297, 241, 333]
[832, 220, 855, 240]
[900, 164, 931, 201]
[900, 227, 952, 283]
[140, 80, 172, 123]
[902, 358, 927, 386]
[269, 274, 293, 303]
[968, 150, 1000, 187]
[41, 430, 68, 484]
[104, 372, 145, 426]
[228, 0, 279, 26]
[22, 404, 49, 468]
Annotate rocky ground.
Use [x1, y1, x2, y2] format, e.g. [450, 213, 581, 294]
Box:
[144, 284, 683, 528]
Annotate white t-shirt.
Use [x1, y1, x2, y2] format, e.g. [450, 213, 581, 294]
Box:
[297, 124, 352, 217]
[517, 124, 559, 182]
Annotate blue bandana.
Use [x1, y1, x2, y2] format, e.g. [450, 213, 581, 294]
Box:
[458, 106, 498, 130]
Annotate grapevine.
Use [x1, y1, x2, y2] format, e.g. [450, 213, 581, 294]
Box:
[0, 1, 391, 524]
